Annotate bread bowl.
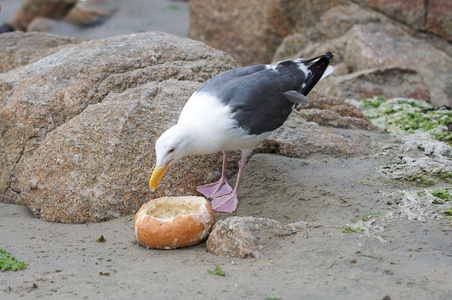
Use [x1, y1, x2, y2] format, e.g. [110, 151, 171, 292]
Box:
[134, 196, 215, 249]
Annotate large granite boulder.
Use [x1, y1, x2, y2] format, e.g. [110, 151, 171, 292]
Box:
[0, 31, 86, 74]
[0, 31, 236, 216]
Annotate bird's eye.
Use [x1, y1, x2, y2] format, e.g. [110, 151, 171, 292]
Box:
[168, 147, 175, 154]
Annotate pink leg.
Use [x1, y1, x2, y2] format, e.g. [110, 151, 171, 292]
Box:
[196, 151, 233, 199]
[211, 151, 248, 213]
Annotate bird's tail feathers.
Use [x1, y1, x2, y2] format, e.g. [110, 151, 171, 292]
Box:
[321, 65, 334, 80]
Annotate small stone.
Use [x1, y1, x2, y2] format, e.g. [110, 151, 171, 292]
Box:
[284, 221, 307, 231]
[207, 216, 296, 258]
[207, 217, 262, 259]
[29, 178, 38, 190]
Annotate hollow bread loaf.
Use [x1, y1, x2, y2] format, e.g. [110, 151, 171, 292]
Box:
[134, 196, 215, 249]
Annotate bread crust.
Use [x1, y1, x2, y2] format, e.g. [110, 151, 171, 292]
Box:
[134, 196, 215, 249]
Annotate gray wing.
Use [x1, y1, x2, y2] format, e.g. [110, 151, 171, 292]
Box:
[196, 53, 333, 135]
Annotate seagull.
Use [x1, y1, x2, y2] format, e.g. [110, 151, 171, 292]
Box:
[149, 52, 334, 213]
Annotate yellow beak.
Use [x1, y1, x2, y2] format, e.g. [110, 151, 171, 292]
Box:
[149, 164, 168, 191]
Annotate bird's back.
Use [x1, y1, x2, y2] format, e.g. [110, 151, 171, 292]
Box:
[181, 53, 334, 137]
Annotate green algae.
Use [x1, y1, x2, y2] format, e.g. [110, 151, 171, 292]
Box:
[361, 97, 452, 144]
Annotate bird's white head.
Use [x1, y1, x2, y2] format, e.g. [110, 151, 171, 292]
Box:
[149, 124, 194, 191]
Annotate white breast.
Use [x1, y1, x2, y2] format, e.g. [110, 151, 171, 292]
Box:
[178, 91, 271, 154]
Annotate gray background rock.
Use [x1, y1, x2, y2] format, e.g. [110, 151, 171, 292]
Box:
[274, 6, 452, 106]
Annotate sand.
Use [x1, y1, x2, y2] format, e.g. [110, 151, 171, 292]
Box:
[1, 1, 451, 299]
[1, 128, 451, 299]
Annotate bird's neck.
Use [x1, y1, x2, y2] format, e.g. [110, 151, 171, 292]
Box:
[175, 122, 224, 156]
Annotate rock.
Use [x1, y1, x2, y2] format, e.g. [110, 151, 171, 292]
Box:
[377, 132, 452, 180]
[27, 17, 61, 32]
[64, 0, 117, 26]
[189, 0, 452, 66]
[272, 33, 310, 62]
[260, 117, 371, 159]
[342, 23, 412, 70]
[275, 13, 452, 106]
[188, 0, 338, 65]
[315, 3, 390, 40]
[272, 4, 393, 63]
[207, 216, 296, 258]
[297, 90, 380, 131]
[339, 22, 451, 83]
[327, 67, 430, 102]
[303, 90, 355, 111]
[298, 109, 349, 129]
[352, 0, 426, 31]
[354, 0, 452, 41]
[341, 23, 451, 105]
[0, 31, 236, 216]
[298, 109, 370, 130]
[0, 31, 86, 73]
[20, 80, 193, 222]
[256, 93, 376, 158]
[26, 17, 81, 36]
[207, 217, 261, 258]
[7, 0, 78, 31]
[426, 0, 452, 41]
[284, 221, 308, 231]
[273, 4, 392, 63]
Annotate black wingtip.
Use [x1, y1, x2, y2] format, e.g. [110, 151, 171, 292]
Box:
[300, 52, 334, 96]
